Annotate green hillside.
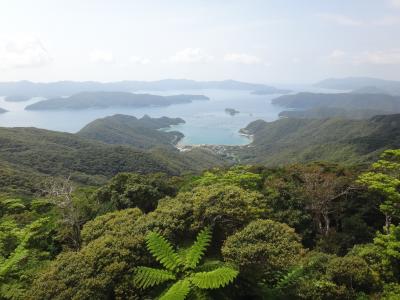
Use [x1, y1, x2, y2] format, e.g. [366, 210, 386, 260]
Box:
[272, 92, 400, 112]
[235, 114, 400, 165]
[0, 127, 226, 187]
[77, 114, 185, 149]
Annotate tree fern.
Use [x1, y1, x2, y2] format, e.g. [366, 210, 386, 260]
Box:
[133, 227, 238, 300]
[190, 267, 238, 289]
[146, 231, 181, 271]
[134, 267, 176, 289]
[184, 226, 212, 269]
[159, 279, 191, 300]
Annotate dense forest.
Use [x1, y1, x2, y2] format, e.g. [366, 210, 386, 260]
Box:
[1, 142, 400, 299]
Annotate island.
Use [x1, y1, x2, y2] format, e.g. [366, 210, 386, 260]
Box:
[4, 95, 31, 102]
[278, 107, 389, 120]
[225, 108, 240, 116]
[271, 92, 400, 113]
[25, 91, 209, 110]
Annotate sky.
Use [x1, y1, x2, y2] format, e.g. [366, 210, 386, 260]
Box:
[0, 0, 400, 84]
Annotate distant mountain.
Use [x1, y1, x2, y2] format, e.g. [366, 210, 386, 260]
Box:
[0, 108, 7, 114]
[234, 114, 400, 166]
[271, 92, 400, 112]
[25, 91, 208, 110]
[0, 79, 276, 98]
[279, 107, 389, 120]
[315, 77, 400, 95]
[78, 114, 185, 149]
[350, 86, 388, 95]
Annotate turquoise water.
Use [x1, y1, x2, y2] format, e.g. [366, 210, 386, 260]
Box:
[0, 89, 284, 145]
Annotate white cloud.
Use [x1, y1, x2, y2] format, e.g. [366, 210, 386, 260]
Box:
[355, 50, 400, 65]
[0, 35, 51, 69]
[224, 53, 262, 64]
[168, 48, 213, 63]
[90, 50, 114, 63]
[129, 56, 150, 65]
[317, 13, 364, 26]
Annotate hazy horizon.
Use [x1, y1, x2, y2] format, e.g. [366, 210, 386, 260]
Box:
[1, 0, 400, 84]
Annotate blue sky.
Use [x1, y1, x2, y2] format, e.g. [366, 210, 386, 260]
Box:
[0, 0, 399, 83]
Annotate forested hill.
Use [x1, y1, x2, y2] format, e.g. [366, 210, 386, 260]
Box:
[0, 126, 226, 187]
[77, 114, 185, 149]
[236, 114, 400, 165]
[25, 91, 208, 110]
[271, 92, 400, 112]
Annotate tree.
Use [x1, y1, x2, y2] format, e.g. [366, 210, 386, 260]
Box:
[41, 177, 85, 250]
[94, 172, 178, 213]
[221, 219, 304, 290]
[133, 227, 238, 300]
[358, 149, 400, 231]
[187, 166, 263, 191]
[300, 164, 351, 236]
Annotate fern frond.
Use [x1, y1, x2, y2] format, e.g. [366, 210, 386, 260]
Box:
[146, 231, 181, 271]
[185, 227, 212, 269]
[133, 267, 176, 289]
[190, 266, 238, 289]
[159, 279, 191, 300]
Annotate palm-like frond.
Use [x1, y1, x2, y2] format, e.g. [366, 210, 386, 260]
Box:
[190, 266, 238, 289]
[159, 279, 191, 300]
[133, 267, 176, 289]
[146, 231, 181, 271]
[184, 226, 212, 269]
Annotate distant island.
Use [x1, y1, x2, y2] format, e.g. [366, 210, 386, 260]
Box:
[279, 107, 389, 120]
[0, 108, 7, 114]
[225, 108, 240, 116]
[4, 95, 31, 102]
[315, 77, 400, 95]
[0, 79, 280, 98]
[271, 92, 400, 112]
[78, 114, 185, 149]
[25, 91, 209, 110]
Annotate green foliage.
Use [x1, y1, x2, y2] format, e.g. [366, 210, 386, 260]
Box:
[145, 231, 181, 271]
[222, 219, 304, 286]
[184, 227, 212, 269]
[187, 166, 263, 191]
[93, 172, 178, 213]
[81, 208, 143, 245]
[133, 228, 238, 300]
[190, 267, 238, 289]
[358, 149, 400, 228]
[133, 267, 176, 289]
[373, 224, 400, 280]
[160, 279, 191, 300]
